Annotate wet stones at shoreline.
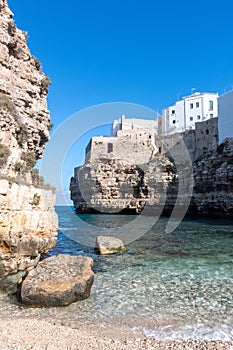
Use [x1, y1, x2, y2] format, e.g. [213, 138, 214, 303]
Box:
[96, 236, 126, 255]
[20, 254, 94, 307]
[0, 271, 26, 295]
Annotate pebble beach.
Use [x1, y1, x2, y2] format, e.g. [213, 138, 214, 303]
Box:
[0, 318, 233, 350]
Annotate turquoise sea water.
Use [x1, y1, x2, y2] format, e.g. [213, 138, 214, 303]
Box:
[1, 206, 233, 341]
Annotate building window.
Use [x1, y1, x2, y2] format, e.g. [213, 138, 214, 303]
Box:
[190, 103, 193, 109]
[108, 143, 113, 153]
[206, 129, 209, 135]
[172, 110, 175, 114]
[209, 100, 213, 110]
[197, 115, 201, 120]
[210, 113, 213, 118]
[172, 120, 176, 124]
[190, 117, 193, 121]
[196, 102, 199, 108]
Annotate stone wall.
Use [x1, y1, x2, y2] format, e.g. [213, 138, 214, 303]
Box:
[156, 118, 218, 161]
[218, 90, 233, 142]
[195, 118, 219, 159]
[85, 129, 157, 165]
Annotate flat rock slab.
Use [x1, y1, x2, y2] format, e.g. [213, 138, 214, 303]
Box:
[20, 254, 94, 307]
[96, 236, 126, 255]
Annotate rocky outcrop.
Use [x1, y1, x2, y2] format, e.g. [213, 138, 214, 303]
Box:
[96, 236, 126, 255]
[70, 157, 176, 214]
[70, 139, 233, 218]
[0, 180, 58, 277]
[20, 254, 94, 307]
[0, 0, 58, 279]
[0, 0, 52, 178]
[191, 138, 233, 217]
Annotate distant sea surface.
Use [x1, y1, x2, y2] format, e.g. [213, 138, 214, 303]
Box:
[1, 206, 233, 341]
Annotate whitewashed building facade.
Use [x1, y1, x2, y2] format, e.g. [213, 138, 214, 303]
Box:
[161, 92, 218, 135]
[111, 115, 157, 137]
[218, 90, 233, 142]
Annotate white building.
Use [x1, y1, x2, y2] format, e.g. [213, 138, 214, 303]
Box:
[111, 115, 157, 137]
[161, 92, 218, 135]
[218, 90, 233, 142]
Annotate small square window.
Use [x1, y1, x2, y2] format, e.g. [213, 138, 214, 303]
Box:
[108, 143, 113, 153]
[209, 100, 213, 110]
[171, 110, 175, 115]
[210, 113, 213, 119]
[196, 102, 199, 108]
[173, 120, 176, 124]
[197, 115, 201, 120]
[190, 103, 193, 109]
[190, 117, 193, 121]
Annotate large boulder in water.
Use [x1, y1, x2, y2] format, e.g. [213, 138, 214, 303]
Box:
[20, 254, 94, 307]
[96, 236, 126, 255]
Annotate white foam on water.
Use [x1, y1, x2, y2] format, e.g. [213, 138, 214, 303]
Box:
[134, 324, 233, 342]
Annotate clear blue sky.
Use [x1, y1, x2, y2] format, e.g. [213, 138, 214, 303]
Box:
[8, 0, 233, 203]
[8, 0, 233, 124]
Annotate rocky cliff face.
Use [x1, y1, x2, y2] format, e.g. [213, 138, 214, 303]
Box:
[0, 0, 51, 179]
[70, 139, 233, 218]
[70, 157, 176, 214]
[191, 138, 233, 217]
[0, 180, 57, 277]
[0, 0, 58, 279]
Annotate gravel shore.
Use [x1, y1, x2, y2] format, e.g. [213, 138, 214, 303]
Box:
[0, 318, 233, 350]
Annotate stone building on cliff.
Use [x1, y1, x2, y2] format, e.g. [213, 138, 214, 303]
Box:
[85, 115, 158, 165]
[84, 91, 224, 165]
[159, 91, 218, 135]
[218, 89, 233, 142]
[85, 113, 219, 165]
[71, 92, 233, 217]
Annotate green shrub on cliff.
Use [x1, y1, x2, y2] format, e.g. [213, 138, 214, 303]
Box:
[14, 161, 24, 172]
[21, 151, 36, 168]
[31, 55, 41, 70]
[0, 143, 10, 167]
[0, 93, 16, 114]
[40, 77, 52, 95]
[48, 122, 53, 131]
[16, 123, 28, 146]
[30, 168, 55, 191]
[136, 163, 149, 172]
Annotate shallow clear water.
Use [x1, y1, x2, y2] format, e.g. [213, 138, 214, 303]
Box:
[1, 206, 233, 341]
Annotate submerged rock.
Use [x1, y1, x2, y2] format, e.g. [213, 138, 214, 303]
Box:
[20, 254, 94, 307]
[96, 236, 126, 255]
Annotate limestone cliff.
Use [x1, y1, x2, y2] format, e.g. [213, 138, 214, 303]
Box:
[70, 139, 233, 218]
[0, 0, 51, 178]
[191, 138, 233, 217]
[70, 157, 176, 214]
[0, 0, 58, 278]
